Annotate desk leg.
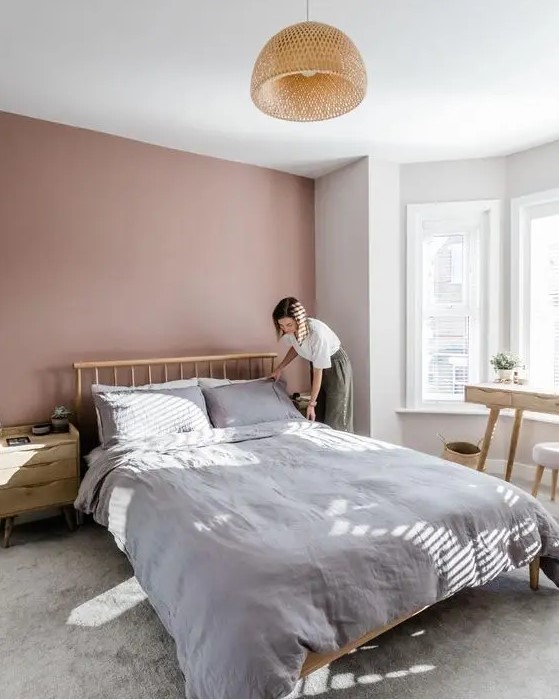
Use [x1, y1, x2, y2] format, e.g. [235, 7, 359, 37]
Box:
[505, 409, 523, 482]
[478, 407, 500, 472]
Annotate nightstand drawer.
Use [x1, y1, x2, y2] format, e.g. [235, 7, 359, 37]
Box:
[0, 442, 76, 470]
[0, 478, 78, 516]
[0, 458, 77, 489]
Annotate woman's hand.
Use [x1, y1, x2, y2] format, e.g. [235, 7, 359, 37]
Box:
[306, 404, 316, 421]
[270, 368, 282, 382]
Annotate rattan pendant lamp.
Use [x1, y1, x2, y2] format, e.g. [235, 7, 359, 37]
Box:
[250, 1, 367, 122]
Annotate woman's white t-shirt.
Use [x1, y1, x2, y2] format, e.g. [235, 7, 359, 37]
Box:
[282, 318, 340, 369]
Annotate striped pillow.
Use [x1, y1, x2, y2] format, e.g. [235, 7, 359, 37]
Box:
[93, 385, 210, 444]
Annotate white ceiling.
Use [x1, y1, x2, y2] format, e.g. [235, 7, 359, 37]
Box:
[2, 0, 559, 177]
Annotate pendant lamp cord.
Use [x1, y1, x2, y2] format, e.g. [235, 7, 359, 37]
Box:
[306, 0, 309, 21]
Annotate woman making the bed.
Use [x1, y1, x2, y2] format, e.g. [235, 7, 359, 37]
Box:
[271, 297, 354, 432]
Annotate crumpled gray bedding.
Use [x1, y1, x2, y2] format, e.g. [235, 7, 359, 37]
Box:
[75, 420, 559, 699]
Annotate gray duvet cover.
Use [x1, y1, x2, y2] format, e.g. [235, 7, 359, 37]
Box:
[75, 421, 559, 699]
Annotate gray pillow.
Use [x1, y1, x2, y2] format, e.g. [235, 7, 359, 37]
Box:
[93, 385, 210, 444]
[202, 378, 304, 429]
[91, 379, 200, 443]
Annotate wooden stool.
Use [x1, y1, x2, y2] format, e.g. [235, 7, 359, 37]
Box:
[531, 443, 559, 501]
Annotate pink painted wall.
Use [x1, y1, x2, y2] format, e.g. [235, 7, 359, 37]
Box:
[0, 112, 314, 428]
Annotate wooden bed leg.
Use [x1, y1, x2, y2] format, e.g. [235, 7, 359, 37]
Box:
[2, 517, 14, 548]
[62, 507, 76, 532]
[529, 556, 540, 591]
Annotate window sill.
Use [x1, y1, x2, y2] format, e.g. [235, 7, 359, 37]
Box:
[396, 407, 489, 416]
[396, 407, 559, 425]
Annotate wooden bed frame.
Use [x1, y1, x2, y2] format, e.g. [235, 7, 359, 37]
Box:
[72, 352, 542, 680]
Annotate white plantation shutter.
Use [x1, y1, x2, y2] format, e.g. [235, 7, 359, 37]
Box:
[407, 202, 500, 408]
[526, 212, 559, 391]
[422, 229, 480, 401]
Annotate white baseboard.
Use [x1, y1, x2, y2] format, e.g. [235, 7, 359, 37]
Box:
[484, 458, 535, 482]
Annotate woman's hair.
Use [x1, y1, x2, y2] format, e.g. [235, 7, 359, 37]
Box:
[272, 297, 310, 344]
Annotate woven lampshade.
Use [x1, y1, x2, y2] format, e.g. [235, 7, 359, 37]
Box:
[251, 21, 367, 122]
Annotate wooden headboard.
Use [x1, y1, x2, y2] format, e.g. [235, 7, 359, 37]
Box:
[73, 352, 277, 446]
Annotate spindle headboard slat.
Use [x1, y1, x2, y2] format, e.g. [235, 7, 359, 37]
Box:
[73, 352, 277, 428]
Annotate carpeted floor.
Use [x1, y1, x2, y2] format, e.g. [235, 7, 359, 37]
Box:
[1, 475, 558, 699]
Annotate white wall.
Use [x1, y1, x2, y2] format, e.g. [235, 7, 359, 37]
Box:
[315, 157, 371, 435]
[507, 140, 559, 198]
[505, 139, 559, 464]
[401, 158, 507, 203]
[315, 157, 401, 441]
[399, 157, 508, 459]
[400, 145, 559, 467]
[315, 138, 559, 470]
[369, 160, 402, 443]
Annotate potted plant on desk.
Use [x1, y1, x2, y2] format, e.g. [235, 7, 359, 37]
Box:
[51, 405, 71, 433]
[490, 352, 521, 383]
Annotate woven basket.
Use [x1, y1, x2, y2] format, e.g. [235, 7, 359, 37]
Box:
[438, 434, 481, 469]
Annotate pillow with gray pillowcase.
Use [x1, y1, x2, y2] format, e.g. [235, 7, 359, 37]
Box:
[201, 378, 304, 429]
[93, 385, 211, 444]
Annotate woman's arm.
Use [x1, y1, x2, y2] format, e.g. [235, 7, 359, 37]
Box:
[307, 367, 323, 421]
[270, 346, 298, 380]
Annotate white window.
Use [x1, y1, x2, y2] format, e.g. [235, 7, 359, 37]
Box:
[511, 189, 559, 391]
[407, 201, 501, 408]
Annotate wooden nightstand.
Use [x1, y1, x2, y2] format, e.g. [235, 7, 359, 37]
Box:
[0, 424, 80, 548]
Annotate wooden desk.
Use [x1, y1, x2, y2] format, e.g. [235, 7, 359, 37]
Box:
[465, 383, 559, 481]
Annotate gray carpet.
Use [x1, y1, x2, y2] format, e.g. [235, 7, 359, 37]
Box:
[1, 477, 558, 699]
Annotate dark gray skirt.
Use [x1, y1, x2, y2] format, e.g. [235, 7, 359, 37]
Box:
[311, 347, 354, 432]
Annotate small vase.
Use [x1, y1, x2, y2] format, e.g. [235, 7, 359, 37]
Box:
[497, 369, 514, 382]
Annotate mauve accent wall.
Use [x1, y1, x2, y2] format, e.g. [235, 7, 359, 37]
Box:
[0, 112, 314, 426]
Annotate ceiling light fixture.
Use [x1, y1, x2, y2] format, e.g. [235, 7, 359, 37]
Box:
[250, 0, 367, 122]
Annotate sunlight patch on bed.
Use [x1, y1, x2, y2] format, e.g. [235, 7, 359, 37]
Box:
[326, 499, 348, 516]
[385, 516, 542, 596]
[194, 512, 232, 533]
[496, 484, 520, 507]
[201, 443, 262, 467]
[291, 430, 381, 453]
[329, 519, 351, 536]
[66, 577, 147, 627]
[392, 524, 408, 537]
[352, 524, 369, 536]
[370, 528, 388, 537]
[107, 486, 135, 539]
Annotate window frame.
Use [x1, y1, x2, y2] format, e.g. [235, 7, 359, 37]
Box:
[511, 188, 559, 379]
[406, 200, 501, 409]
